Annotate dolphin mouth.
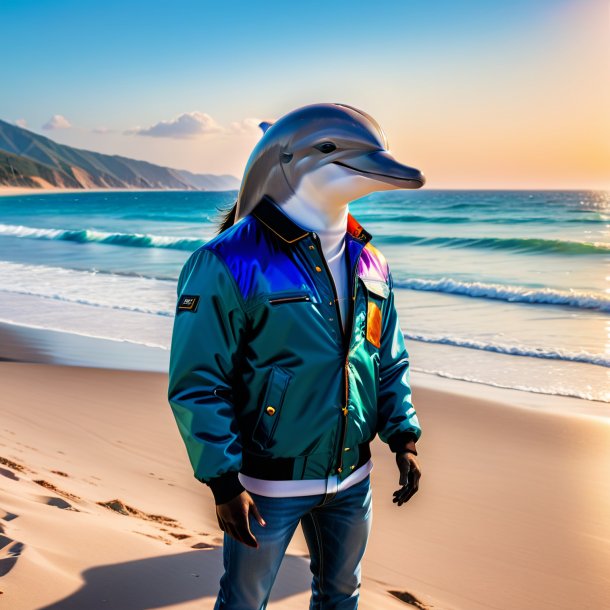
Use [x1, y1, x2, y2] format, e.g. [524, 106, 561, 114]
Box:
[332, 150, 425, 188]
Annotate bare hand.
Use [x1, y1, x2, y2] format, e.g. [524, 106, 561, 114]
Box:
[216, 491, 266, 548]
[393, 452, 421, 506]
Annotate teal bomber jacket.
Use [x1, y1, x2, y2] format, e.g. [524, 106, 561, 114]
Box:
[167, 194, 422, 503]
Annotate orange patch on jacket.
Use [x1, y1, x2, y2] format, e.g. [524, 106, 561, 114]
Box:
[366, 301, 382, 348]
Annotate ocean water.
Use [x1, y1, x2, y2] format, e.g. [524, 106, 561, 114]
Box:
[0, 189, 608, 407]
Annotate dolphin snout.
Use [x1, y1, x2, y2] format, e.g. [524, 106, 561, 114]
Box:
[332, 150, 425, 189]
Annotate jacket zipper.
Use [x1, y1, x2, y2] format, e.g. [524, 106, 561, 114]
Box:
[311, 232, 364, 475]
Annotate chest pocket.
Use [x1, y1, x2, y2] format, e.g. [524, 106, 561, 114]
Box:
[267, 292, 312, 306]
[360, 278, 389, 349]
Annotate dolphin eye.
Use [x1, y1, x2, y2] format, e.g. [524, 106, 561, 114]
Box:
[314, 142, 337, 154]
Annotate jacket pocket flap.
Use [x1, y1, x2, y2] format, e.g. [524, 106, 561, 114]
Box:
[361, 278, 390, 299]
[263, 366, 291, 408]
[252, 366, 292, 449]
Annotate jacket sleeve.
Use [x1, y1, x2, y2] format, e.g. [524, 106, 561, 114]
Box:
[167, 247, 247, 504]
[376, 269, 422, 453]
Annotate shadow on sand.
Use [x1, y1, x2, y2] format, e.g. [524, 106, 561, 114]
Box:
[37, 548, 312, 609]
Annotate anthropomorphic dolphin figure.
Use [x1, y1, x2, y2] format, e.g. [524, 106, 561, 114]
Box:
[171, 102, 425, 610]
[217, 102, 425, 233]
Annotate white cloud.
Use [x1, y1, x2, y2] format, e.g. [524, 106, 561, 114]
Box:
[14, 118, 27, 128]
[92, 126, 114, 134]
[124, 112, 270, 139]
[226, 117, 266, 134]
[42, 114, 72, 130]
[126, 111, 224, 139]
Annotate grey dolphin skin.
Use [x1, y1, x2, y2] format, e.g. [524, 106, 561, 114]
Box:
[234, 102, 425, 223]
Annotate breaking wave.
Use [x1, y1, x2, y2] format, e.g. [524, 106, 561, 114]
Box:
[2, 223, 609, 256]
[382, 234, 610, 255]
[0, 223, 206, 251]
[404, 332, 609, 368]
[394, 277, 610, 312]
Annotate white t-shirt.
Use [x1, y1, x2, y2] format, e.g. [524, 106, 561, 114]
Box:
[316, 223, 350, 333]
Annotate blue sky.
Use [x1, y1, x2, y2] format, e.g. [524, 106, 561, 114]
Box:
[2, 0, 608, 188]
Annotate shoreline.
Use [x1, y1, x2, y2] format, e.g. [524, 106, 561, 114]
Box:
[0, 318, 607, 422]
[1, 186, 606, 198]
[1, 360, 609, 609]
[0, 186, 222, 197]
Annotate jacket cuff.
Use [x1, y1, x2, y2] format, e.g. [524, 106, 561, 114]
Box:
[198, 471, 245, 505]
[388, 430, 419, 454]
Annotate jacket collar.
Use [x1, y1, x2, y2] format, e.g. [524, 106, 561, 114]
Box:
[252, 194, 373, 245]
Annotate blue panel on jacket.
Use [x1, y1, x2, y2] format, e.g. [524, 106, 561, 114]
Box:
[203, 215, 319, 301]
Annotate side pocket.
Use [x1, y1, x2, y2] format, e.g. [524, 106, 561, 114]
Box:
[252, 365, 292, 450]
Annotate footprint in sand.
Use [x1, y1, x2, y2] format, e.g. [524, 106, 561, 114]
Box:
[33, 480, 81, 503]
[0, 457, 27, 474]
[388, 590, 433, 609]
[97, 500, 220, 551]
[0, 512, 24, 577]
[0, 511, 18, 523]
[0, 467, 18, 481]
[191, 542, 215, 550]
[132, 531, 173, 545]
[50, 470, 69, 477]
[0, 538, 24, 577]
[96, 499, 180, 527]
[169, 532, 191, 540]
[41, 496, 80, 512]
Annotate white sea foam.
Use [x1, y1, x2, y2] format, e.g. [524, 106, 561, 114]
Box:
[0, 261, 176, 316]
[0, 318, 169, 350]
[412, 366, 610, 404]
[0, 262, 606, 369]
[0, 223, 206, 251]
[395, 277, 610, 312]
[404, 331, 609, 368]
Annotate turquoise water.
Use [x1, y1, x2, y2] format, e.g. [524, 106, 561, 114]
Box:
[0, 189, 608, 404]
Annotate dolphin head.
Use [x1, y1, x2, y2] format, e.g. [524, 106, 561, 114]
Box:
[234, 102, 425, 223]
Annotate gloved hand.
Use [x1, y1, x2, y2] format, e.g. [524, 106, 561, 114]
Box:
[393, 451, 421, 506]
[216, 490, 266, 547]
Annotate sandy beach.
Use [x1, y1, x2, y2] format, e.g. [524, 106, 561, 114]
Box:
[0, 187, 120, 197]
[0, 186, 207, 197]
[1, 358, 608, 610]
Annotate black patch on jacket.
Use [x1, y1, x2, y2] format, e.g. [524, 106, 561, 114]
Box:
[177, 294, 200, 313]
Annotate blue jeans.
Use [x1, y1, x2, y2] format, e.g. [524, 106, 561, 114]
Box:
[213, 475, 373, 610]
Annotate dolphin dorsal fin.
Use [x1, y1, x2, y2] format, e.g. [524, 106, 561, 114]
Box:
[258, 121, 274, 134]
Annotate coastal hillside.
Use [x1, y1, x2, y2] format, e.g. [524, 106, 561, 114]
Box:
[0, 119, 240, 191]
[0, 149, 82, 188]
